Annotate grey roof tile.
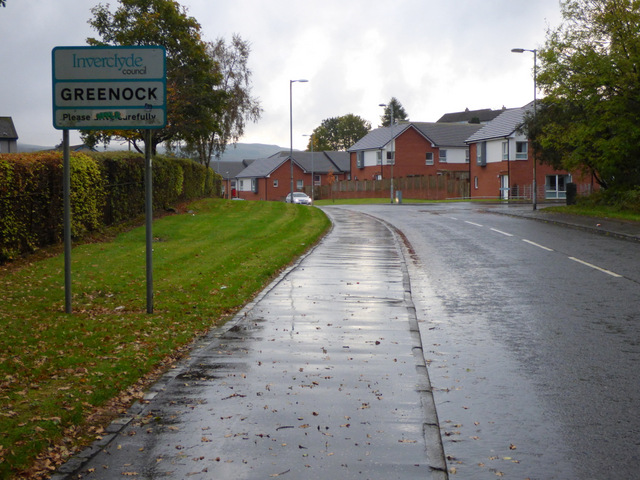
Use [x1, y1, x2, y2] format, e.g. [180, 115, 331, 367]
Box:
[466, 103, 535, 143]
[0, 117, 18, 140]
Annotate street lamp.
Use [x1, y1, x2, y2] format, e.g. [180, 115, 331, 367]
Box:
[290, 79, 309, 203]
[511, 47, 538, 210]
[303, 133, 315, 201]
[379, 103, 394, 203]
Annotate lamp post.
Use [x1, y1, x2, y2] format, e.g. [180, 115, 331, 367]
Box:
[511, 47, 538, 210]
[379, 103, 394, 203]
[290, 79, 309, 203]
[303, 133, 315, 201]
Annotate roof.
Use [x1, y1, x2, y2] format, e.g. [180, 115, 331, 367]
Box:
[348, 123, 412, 151]
[0, 117, 18, 140]
[236, 151, 350, 178]
[437, 107, 507, 124]
[211, 159, 255, 179]
[412, 122, 483, 147]
[465, 103, 535, 143]
[349, 122, 482, 151]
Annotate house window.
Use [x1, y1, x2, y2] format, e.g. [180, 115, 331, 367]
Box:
[439, 150, 447, 163]
[476, 141, 487, 166]
[273, 179, 278, 188]
[313, 174, 321, 186]
[251, 178, 258, 193]
[546, 174, 571, 199]
[296, 179, 303, 190]
[465, 149, 470, 163]
[502, 141, 509, 160]
[239, 180, 244, 190]
[357, 151, 364, 168]
[474, 176, 479, 189]
[377, 151, 382, 166]
[426, 152, 434, 165]
[516, 141, 528, 159]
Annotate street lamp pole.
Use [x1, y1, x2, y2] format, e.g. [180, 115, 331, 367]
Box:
[379, 103, 394, 203]
[511, 47, 538, 210]
[290, 79, 309, 202]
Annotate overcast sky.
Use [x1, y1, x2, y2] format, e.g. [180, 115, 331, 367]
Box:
[0, 0, 562, 150]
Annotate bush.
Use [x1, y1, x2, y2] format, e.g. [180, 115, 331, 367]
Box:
[0, 151, 221, 262]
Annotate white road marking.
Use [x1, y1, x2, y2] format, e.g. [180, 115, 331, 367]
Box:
[490, 228, 514, 237]
[569, 257, 622, 278]
[522, 239, 554, 251]
[465, 221, 483, 227]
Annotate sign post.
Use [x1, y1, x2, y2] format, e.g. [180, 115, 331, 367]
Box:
[53, 46, 166, 313]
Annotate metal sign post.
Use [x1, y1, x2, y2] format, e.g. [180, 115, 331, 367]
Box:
[53, 45, 166, 314]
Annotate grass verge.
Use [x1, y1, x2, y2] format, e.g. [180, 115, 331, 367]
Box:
[0, 198, 330, 479]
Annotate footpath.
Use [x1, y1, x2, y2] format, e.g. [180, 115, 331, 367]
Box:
[487, 203, 640, 242]
[53, 207, 448, 480]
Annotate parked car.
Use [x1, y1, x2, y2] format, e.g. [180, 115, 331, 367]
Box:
[285, 192, 313, 205]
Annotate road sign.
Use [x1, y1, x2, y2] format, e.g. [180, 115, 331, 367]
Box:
[52, 46, 166, 130]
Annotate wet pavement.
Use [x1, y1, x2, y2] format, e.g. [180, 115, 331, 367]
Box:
[54, 208, 447, 480]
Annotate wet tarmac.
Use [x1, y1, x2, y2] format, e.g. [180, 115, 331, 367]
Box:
[54, 208, 447, 480]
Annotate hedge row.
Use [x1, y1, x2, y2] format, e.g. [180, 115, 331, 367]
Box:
[0, 151, 220, 262]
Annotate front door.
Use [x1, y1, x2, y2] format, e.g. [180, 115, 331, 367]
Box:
[500, 175, 509, 200]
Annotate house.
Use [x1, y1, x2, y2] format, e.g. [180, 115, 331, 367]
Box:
[466, 103, 592, 200]
[211, 159, 255, 198]
[437, 107, 507, 124]
[348, 122, 484, 182]
[0, 117, 18, 153]
[235, 151, 349, 201]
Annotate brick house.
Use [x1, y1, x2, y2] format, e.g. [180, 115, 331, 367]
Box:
[0, 117, 18, 153]
[235, 151, 349, 201]
[348, 122, 483, 182]
[466, 103, 594, 200]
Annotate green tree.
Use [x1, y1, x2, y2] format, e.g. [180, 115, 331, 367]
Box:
[530, 0, 640, 191]
[82, 0, 222, 155]
[380, 97, 408, 126]
[179, 34, 262, 168]
[308, 114, 371, 151]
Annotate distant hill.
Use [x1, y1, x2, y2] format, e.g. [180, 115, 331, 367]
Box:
[16, 142, 286, 161]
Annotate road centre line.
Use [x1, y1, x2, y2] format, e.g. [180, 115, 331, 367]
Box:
[465, 221, 483, 227]
[568, 257, 623, 278]
[522, 239, 554, 251]
[490, 228, 514, 237]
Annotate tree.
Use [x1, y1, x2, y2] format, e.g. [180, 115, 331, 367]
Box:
[380, 97, 408, 126]
[529, 0, 640, 191]
[82, 0, 222, 155]
[179, 34, 262, 168]
[307, 114, 371, 151]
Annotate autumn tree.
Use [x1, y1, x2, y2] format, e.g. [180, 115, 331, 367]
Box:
[529, 0, 640, 191]
[380, 97, 408, 126]
[307, 114, 371, 151]
[82, 0, 223, 155]
[178, 34, 262, 168]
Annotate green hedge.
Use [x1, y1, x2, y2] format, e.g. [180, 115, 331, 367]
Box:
[0, 151, 220, 262]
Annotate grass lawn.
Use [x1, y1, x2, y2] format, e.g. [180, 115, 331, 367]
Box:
[0, 198, 330, 479]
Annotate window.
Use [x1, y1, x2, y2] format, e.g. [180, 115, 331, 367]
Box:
[516, 141, 528, 159]
[377, 150, 382, 166]
[474, 176, 478, 189]
[502, 141, 509, 160]
[296, 179, 303, 190]
[313, 174, 321, 186]
[426, 152, 434, 165]
[251, 178, 258, 193]
[386, 151, 395, 165]
[239, 180, 244, 190]
[357, 151, 364, 168]
[465, 149, 470, 163]
[439, 150, 447, 163]
[476, 142, 486, 166]
[273, 179, 278, 188]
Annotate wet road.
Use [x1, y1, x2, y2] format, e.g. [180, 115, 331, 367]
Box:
[59, 208, 446, 480]
[332, 203, 640, 479]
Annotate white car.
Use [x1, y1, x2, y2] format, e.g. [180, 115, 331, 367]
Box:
[285, 192, 313, 205]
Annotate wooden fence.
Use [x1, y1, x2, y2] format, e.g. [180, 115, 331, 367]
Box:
[312, 172, 470, 201]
